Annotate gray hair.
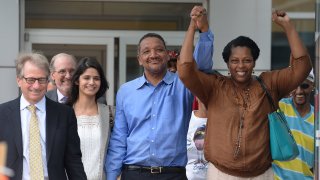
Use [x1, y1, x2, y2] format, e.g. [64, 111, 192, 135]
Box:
[15, 52, 50, 78]
[49, 53, 76, 73]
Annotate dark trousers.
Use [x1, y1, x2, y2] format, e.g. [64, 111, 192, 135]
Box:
[121, 168, 187, 180]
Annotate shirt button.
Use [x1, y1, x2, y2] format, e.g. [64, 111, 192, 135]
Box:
[152, 114, 155, 117]
[151, 128, 155, 130]
[152, 153, 155, 156]
[151, 140, 154, 142]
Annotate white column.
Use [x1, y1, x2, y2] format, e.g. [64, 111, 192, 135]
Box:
[209, 0, 272, 75]
[0, 0, 20, 103]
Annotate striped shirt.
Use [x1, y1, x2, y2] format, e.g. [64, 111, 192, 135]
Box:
[272, 97, 314, 180]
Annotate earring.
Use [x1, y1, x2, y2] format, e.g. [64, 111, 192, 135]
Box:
[228, 71, 230, 75]
[252, 70, 255, 74]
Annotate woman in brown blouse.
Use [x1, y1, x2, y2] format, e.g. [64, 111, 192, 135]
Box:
[178, 10, 312, 179]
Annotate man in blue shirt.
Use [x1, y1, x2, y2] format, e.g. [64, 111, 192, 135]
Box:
[105, 6, 213, 180]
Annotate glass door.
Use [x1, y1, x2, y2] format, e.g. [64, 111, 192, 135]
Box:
[24, 29, 115, 105]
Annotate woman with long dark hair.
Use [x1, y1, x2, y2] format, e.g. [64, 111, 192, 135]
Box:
[68, 57, 111, 180]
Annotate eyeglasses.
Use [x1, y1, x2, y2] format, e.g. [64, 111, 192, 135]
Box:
[55, 69, 75, 76]
[299, 83, 310, 89]
[23, 77, 48, 84]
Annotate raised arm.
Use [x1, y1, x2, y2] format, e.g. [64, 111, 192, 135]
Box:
[180, 6, 203, 66]
[178, 6, 214, 104]
[271, 10, 312, 97]
[272, 10, 307, 59]
[191, 6, 214, 72]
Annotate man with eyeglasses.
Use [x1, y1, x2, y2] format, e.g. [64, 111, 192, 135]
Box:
[46, 53, 76, 104]
[272, 70, 315, 180]
[0, 52, 86, 180]
[47, 53, 107, 104]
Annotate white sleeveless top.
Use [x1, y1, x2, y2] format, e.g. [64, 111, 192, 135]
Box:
[76, 103, 111, 180]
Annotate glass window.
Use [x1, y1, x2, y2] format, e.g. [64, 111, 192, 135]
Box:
[25, 1, 201, 30]
[272, 0, 315, 70]
[271, 19, 315, 70]
[273, 0, 315, 12]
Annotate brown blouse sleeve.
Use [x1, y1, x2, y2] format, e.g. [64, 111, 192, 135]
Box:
[178, 60, 217, 106]
[266, 54, 312, 101]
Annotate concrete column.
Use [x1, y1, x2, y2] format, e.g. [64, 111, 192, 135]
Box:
[0, 0, 20, 103]
[209, 0, 272, 75]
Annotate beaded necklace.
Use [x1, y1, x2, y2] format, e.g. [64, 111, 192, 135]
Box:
[231, 79, 252, 160]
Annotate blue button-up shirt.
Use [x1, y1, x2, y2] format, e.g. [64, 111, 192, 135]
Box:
[105, 30, 214, 180]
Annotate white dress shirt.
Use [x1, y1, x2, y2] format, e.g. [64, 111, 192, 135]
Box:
[20, 95, 48, 180]
[57, 89, 67, 103]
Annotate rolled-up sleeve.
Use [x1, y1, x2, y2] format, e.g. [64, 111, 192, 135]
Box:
[193, 30, 214, 73]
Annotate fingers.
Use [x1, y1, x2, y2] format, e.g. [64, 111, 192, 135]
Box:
[273, 9, 286, 17]
[272, 9, 287, 21]
[188, 6, 209, 32]
[190, 6, 207, 18]
[272, 9, 292, 31]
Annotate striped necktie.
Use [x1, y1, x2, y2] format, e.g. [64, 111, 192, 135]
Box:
[27, 105, 44, 180]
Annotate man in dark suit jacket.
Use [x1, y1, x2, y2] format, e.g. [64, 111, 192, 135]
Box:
[0, 52, 87, 180]
[46, 53, 76, 104]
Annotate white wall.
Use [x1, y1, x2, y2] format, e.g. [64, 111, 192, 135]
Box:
[0, 0, 20, 103]
[210, 0, 272, 75]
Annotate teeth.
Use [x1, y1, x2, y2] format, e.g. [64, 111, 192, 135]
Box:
[296, 95, 304, 98]
[237, 72, 245, 76]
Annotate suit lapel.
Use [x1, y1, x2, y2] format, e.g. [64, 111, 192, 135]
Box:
[53, 89, 59, 102]
[45, 98, 58, 161]
[10, 98, 23, 157]
[45, 88, 59, 102]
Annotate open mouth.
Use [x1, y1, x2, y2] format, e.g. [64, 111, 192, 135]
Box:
[294, 94, 306, 102]
[86, 87, 96, 91]
[236, 71, 246, 76]
[149, 60, 161, 64]
[295, 94, 305, 99]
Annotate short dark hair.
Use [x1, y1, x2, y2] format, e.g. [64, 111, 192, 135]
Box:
[69, 57, 109, 105]
[222, 36, 260, 63]
[137, 33, 167, 54]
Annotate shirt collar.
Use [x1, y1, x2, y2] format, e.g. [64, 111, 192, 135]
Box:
[57, 89, 67, 102]
[20, 94, 46, 113]
[134, 71, 175, 89]
[163, 71, 175, 85]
